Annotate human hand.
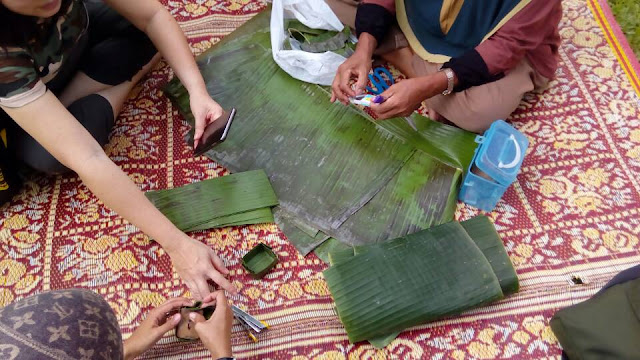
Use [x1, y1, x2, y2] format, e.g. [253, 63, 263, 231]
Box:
[370, 75, 440, 119]
[330, 50, 372, 105]
[189, 91, 224, 149]
[168, 236, 238, 300]
[191, 291, 234, 359]
[123, 297, 193, 360]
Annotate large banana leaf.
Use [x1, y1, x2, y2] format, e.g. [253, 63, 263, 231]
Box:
[327, 215, 519, 347]
[145, 170, 278, 231]
[324, 218, 516, 343]
[164, 10, 477, 251]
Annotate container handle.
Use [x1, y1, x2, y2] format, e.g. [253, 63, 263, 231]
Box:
[498, 135, 521, 169]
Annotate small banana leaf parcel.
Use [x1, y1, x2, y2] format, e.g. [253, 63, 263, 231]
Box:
[242, 243, 279, 279]
[324, 216, 519, 345]
[164, 9, 478, 254]
[145, 170, 278, 232]
[173, 301, 215, 341]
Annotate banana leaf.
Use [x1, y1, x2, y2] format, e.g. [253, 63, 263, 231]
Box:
[286, 19, 354, 54]
[460, 215, 519, 295]
[242, 243, 278, 279]
[164, 10, 478, 251]
[327, 215, 519, 347]
[185, 207, 274, 232]
[145, 170, 278, 231]
[323, 220, 511, 343]
[273, 209, 330, 255]
[314, 237, 353, 264]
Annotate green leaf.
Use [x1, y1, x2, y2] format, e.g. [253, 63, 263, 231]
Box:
[314, 238, 352, 264]
[323, 221, 504, 343]
[274, 210, 330, 255]
[185, 207, 274, 232]
[145, 170, 278, 231]
[460, 216, 519, 295]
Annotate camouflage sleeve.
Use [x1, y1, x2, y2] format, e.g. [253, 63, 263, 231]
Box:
[0, 48, 46, 108]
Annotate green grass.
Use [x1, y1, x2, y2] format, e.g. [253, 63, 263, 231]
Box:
[608, 0, 640, 57]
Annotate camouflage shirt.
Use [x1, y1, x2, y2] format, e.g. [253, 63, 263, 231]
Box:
[0, 0, 88, 108]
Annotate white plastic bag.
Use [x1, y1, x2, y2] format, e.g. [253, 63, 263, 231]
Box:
[271, 0, 347, 85]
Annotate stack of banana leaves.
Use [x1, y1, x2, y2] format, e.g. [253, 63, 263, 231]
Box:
[145, 170, 278, 232]
[164, 9, 479, 261]
[325, 216, 518, 347]
[284, 19, 356, 57]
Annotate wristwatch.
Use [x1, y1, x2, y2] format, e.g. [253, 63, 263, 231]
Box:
[439, 67, 455, 96]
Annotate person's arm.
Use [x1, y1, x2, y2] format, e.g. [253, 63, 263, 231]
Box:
[104, 0, 222, 148]
[2, 92, 237, 299]
[330, 0, 396, 104]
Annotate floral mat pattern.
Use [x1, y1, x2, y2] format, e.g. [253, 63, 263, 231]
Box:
[1, 0, 640, 359]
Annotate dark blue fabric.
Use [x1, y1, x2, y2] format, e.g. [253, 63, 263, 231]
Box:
[404, 0, 523, 58]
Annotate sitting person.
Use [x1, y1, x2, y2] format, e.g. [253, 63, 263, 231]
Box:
[327, 0, 562, 133]
[0, 0, 236, 299]
[0, 289, 234, 360]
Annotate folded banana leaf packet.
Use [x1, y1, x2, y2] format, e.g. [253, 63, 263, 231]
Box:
[324, 216, 518, 345]
[145, 169, 278, 232]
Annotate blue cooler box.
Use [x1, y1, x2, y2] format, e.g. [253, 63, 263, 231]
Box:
[458, 120, 529, 212]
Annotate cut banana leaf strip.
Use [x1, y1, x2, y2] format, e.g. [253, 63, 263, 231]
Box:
[460, 216, 519, 295]
[145, 170, 278, 232]
[285, 19, 328, 35]
[242, 243, 279, 279]
[327, 247, 355, 266]
[314, 238, 352, 264]
[324, 221, 507, 343]
[186, 207, 274, 232]
[299, 28, 350, 53]
[164, 10, 477, 250]
[286, 19, 353, 53]
[274, 210, 330, 255]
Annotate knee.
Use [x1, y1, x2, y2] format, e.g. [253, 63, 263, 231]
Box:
[428, 91, 523, 134]
[82, 35, 158, 86]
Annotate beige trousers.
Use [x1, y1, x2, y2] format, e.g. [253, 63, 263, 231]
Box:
[325, 0, 549, 133]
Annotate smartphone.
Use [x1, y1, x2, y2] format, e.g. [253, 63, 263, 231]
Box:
[193, 107, 237, 156]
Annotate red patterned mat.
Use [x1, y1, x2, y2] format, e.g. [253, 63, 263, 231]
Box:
[1, 0, 640, 359]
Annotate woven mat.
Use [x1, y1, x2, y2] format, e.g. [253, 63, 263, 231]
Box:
[1, 0, 640, 358]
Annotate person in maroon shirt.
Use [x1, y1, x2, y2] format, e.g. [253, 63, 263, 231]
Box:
[328, 0, 562, 133]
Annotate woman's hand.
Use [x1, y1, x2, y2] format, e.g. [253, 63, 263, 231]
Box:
[189, 90, 225, 149]
[123, 297, 192, 360]
[330, 33, 377, 105]
[191, 291, 234, 359]
[330, 51, 372, 105]
[167, 236, 238, 300]
[370, 74, 446, 119]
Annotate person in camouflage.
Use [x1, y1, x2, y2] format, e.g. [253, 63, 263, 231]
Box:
[0, 0, 239, 301]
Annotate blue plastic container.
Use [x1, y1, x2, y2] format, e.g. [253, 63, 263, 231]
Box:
[458, 120, 529, 211]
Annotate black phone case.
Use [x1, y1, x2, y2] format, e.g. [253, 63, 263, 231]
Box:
[193, 108, 236, 156]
